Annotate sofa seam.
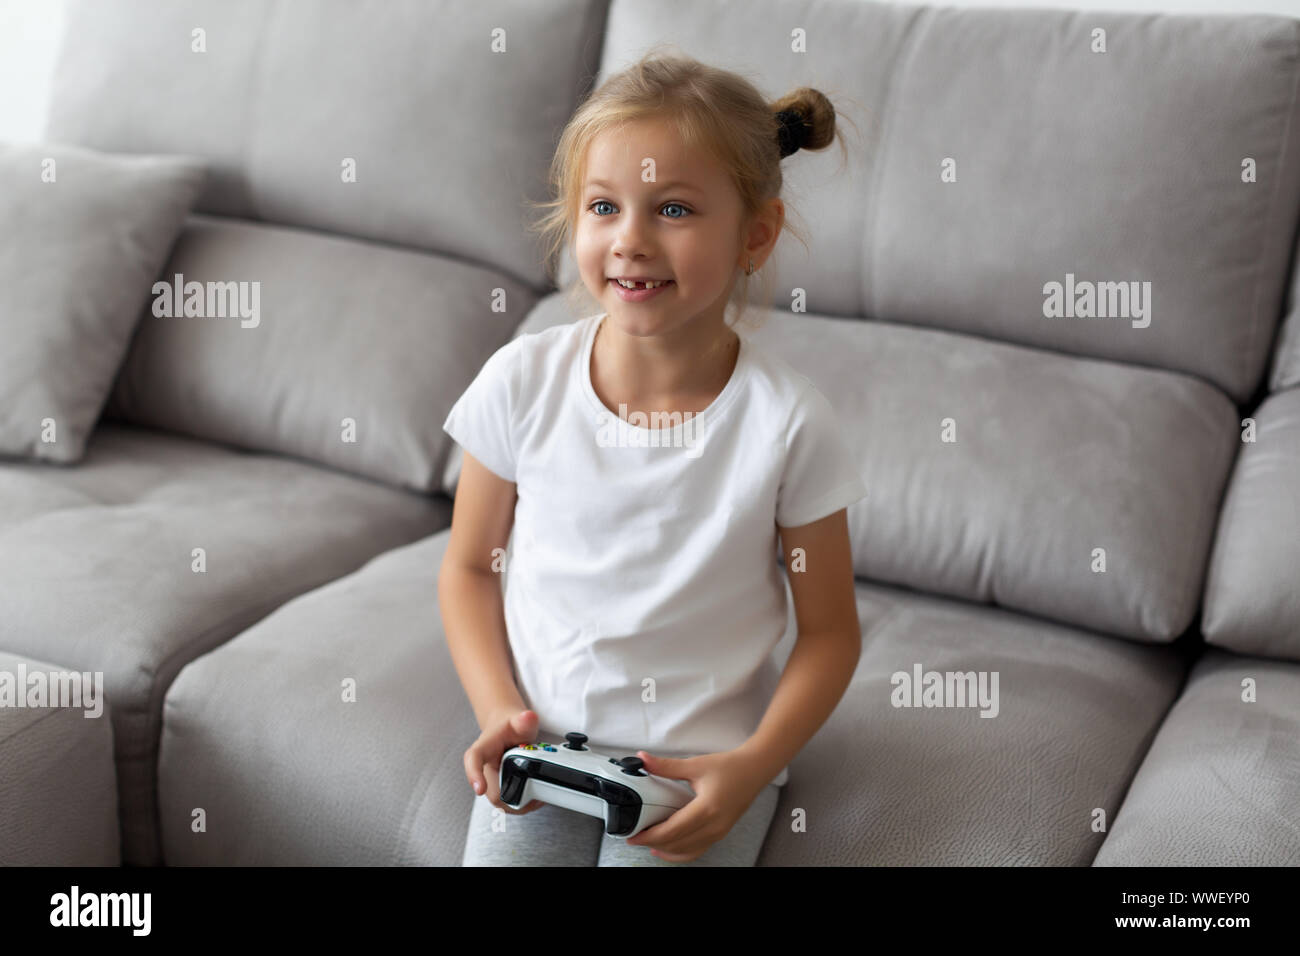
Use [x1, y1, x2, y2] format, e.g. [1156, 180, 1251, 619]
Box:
[1176, 392, 1239, 645]
[1244, 19, 1300, 400]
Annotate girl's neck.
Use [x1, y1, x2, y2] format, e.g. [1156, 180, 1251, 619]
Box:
[593, 313, 740, 407]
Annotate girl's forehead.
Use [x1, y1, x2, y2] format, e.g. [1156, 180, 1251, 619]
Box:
[588, 120, 699, 161]
[584, 133, 723, 188]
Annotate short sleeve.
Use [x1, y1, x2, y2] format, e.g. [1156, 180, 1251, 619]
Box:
[776, 379, 868, 528]
[442, 337, 521, 483]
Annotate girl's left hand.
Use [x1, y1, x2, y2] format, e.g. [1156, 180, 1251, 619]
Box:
[624, 748, 771, 862]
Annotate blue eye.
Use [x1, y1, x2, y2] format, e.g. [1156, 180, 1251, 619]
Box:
[587, 200, 692, 219]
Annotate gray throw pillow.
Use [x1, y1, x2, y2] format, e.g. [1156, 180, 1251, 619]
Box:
[0, 141, 206, 463]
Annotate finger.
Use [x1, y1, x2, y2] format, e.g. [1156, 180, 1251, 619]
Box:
[634, 806, 717, 853]
[498, 709, 538, 749]
[463, 748, 484, 794]
[628, 802, 702, 848]
[484, 763, 503, 802]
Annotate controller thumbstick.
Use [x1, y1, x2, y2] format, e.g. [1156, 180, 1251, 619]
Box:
[618, 756, 646, 776]
[564, 732, 588, 751]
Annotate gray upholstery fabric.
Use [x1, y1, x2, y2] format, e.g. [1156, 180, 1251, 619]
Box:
[1202, 387, 1300, 661]
[0, 651, 120, 865]
[0, 424, 451, 865]
[1093, 648, 1300, 866]
[746, 311, 1240, 645]
[44, 0, 607, 290]
[598, 2, 1300, 405]
[102, 214, 535, 492]
[863, 9, 1300, 406]
[0, 140, 205, 463]
[158, 534, 1187, 865]
[160, 532, 466, 865]
[764, 580, 1191, 865]
[1268, 238, 1300, 392]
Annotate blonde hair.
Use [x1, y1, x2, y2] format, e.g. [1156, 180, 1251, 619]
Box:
[526, 45, 856, 334]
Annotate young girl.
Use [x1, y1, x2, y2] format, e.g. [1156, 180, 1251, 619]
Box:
[440, 50, 866, 867]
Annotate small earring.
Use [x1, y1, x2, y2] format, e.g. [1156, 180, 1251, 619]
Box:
[745, 258, 754, 276]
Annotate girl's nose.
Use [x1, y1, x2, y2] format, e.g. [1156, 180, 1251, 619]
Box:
[611, 213, 655, 255]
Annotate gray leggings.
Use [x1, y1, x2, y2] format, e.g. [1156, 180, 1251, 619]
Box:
[461, 783, 782, 866]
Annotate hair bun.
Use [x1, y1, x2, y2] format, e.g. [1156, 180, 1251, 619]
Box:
[773, 87, 834, 158]
[774, 108, 811, 158]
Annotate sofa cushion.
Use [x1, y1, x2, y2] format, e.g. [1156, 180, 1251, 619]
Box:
[157, 534, 1188, 865]
[765, 310, 1238, 645]
[0, 140, 205, 463]
[0, 650, 120, 865]
[1092, 647, 1300, 866]
[102, 214, 535, 493]
[0, 423, 451, 865]
[767, 579, 1190, 865]
[1202, 387, 1300, 662]
[597, 1, 1300, 404]
[160, 531, 466, 864]
[44, 0, 607, 289]
[864, 7, 1300, 405]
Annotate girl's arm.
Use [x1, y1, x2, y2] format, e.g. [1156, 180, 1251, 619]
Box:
[736, 508, 863, 778]
[437, 451, 528, 732]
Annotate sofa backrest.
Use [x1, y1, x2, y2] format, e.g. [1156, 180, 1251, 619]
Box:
[588, 0, 1300, 405]
[40, 0, 608, 491]
[45, 0, 608, 291]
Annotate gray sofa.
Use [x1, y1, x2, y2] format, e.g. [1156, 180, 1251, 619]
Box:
[2, 0, 1298, 867]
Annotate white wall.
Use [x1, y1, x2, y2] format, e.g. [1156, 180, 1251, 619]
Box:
[0, 0, 66, 143]
[0, 0, 1296, 144]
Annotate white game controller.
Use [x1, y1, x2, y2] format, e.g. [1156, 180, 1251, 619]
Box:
[499, 731, 696, 838]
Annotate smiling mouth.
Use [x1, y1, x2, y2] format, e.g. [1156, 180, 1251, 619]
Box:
[610, 278, 674, 290]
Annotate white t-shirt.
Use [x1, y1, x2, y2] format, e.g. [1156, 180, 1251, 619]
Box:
[442, 313, 867, 787]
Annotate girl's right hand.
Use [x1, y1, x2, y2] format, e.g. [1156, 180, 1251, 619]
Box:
[464, 707, 547, 814]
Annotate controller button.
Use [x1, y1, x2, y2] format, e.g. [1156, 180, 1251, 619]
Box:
[564, 732, 588, 751]
[618, 756, 647, 776]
